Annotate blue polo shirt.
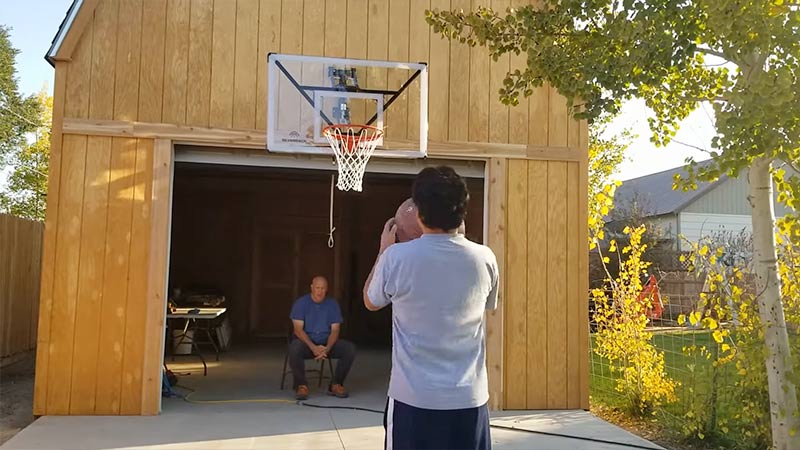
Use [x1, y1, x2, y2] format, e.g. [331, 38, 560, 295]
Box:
[289, 295, 344, 344]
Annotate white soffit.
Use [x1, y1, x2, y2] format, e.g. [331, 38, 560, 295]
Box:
[174, 147, 486, 179]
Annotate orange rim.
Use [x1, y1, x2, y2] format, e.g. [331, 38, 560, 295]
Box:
[322, 124, 383, 153]
[322, 124, 383, 140]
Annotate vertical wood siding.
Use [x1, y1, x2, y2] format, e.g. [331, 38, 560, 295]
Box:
[61, 0, 577, 150]
[504, 155, 588, 409]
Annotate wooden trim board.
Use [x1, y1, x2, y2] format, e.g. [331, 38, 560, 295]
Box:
[578, 121, 590, 410]
[49, 0, 102, 63]
[486, 158, 507, 410]
[141, 139, 173, 414]
[62, 118, 583, 161]
[33, 61, 68, 416]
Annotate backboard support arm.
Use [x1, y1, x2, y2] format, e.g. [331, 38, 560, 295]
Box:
[366, 69, 423, 126]
[274, 60, 335, 126]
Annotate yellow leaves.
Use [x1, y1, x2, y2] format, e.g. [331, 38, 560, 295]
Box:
[702, 317, 719, 330]
[592, 222, 677, 415]
[592, 288, 608, 298]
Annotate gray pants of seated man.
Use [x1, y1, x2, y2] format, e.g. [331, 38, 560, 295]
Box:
[288, 338, 356, 388]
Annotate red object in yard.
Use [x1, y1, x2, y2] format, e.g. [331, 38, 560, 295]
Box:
[638, 274, 664, 320]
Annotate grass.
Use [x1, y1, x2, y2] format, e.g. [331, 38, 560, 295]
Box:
[590, 329, 742, 448]
[592, 327, 800, 449]
[591, 330, 720, 408]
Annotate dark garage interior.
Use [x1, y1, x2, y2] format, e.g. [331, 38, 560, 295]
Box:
[166, 160, 485, 348]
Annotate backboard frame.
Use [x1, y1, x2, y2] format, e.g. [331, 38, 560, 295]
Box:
[266, 53, 428, 159]
[313, 91, 385, 146]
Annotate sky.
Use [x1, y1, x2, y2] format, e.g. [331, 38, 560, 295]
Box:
[1, 0, 715, 183]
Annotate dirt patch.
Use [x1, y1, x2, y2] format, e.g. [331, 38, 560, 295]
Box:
[592, 404, 728, 450]
[0, 351, 36, 446]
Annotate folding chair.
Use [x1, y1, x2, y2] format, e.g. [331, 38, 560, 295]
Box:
[280, 328, 334, 390]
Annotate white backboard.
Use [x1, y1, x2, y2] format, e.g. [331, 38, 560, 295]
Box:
[267, 53, 428, 159]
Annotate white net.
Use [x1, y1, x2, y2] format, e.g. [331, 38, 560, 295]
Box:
[323, 125, 383, 192]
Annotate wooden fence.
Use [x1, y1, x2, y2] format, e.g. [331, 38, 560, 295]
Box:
[1, 213, 44, 359]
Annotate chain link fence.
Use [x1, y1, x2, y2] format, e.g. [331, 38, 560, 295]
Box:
[589, 280, 745, 447]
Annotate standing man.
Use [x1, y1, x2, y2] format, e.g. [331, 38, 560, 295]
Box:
[364, 166, 499, 450]
[289, 276, 356, 400]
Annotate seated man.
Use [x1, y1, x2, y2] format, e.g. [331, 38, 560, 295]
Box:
[289, 275, 356, 400]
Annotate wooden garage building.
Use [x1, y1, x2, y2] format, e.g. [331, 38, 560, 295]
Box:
[34, 0, 589, 415]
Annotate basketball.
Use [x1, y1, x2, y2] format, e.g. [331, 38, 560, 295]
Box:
[394, 198, 423, 242]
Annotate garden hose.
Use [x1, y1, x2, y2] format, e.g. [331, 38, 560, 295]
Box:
[177, 385, 296, 405]
[486, 423, 663, 450]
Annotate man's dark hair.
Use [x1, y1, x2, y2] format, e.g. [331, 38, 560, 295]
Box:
[412, 166, 469, 231]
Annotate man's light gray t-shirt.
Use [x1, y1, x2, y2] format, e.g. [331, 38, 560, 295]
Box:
[367, 233, 499, 410]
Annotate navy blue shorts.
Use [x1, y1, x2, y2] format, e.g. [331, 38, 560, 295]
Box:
[383, 397, 492, 450]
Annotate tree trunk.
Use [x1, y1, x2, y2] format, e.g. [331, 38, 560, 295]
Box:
[748, 156, 799, 450]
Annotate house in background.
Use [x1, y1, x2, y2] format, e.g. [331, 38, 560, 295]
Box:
[612, 160, 792, 250]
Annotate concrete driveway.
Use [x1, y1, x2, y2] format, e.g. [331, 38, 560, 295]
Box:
[3, 347, 663, 449]
[2, 403, 663, 450]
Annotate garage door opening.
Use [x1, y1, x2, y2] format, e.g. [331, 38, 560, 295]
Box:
[161, 149, 485, 411]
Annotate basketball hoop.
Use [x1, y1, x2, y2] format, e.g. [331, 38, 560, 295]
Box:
[322, 124, 383, 192]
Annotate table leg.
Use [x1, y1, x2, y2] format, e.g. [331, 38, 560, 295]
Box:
[203, 321, 220, 361]
[170, 318, 207, 375]
[190, 337, 207, 376]
[171, 319, 191, 361]
[188, 318, 207, 376]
